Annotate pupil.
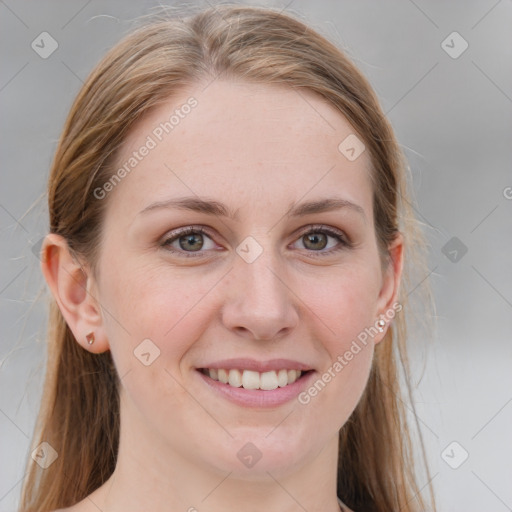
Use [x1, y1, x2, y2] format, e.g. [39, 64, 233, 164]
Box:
[305, 233, 327, 250]
[180, 234, 203, 251]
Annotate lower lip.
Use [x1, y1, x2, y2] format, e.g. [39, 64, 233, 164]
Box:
[196, 370, 316, 408]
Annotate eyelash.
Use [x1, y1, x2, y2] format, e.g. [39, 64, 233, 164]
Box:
[160, 224, 351, 259]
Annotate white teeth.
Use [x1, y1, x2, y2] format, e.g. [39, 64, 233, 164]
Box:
[228, 369, 242, 387]
[242, 370, 260, 390]
[260, 371, 278, 390]
[203, 368, 304, 390]
[277, 369, 288, 387]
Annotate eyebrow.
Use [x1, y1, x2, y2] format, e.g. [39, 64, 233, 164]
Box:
[139, 196, 366, 220]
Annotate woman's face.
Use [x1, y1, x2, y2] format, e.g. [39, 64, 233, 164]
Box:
[91, 80, 401, 480]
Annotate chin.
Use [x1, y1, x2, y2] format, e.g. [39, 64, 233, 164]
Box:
[201, 434, 314, 479]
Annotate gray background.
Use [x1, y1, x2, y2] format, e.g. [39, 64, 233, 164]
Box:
[1, 1, 511, 511]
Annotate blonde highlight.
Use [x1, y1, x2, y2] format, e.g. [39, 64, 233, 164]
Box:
[20, 5, 435, 511]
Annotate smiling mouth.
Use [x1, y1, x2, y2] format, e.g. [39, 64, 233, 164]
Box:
[198, 368, 313, 390]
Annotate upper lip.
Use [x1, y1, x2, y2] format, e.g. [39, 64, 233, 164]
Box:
[197, 358, 314, 373]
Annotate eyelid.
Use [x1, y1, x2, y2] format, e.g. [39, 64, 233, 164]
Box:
[160, 223, 351, 257]
[295, 224, 350, 243]
[292, 224, 352, 254]
[160, 225, 219, 257]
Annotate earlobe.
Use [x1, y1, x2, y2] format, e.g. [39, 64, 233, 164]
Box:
[41, 233, 109, 353]
[374, 233, 404, 343]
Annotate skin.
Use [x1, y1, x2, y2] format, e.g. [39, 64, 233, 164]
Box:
[43, 79, 403, 512]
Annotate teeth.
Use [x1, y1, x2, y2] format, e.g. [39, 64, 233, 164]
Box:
[288, 369, 298, 384]
[277, 369, 288, 387]
[242, 370, 260, 390]
[261, 371, 280, 390]
[228, 369, 242, 388]
[203, 368, 304, 390]
[217, 368, 229, 384]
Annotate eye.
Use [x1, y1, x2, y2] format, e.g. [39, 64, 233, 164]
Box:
[291, 225, 350, 255]
[160, 224, 351, 259]
[161, 226, 218, 257]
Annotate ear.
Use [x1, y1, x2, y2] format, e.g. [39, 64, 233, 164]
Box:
[374, 232, 404, 344]
[40, 233, 110, 353]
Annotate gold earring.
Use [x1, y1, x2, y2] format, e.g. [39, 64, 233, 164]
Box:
[86, 332, 95, 345]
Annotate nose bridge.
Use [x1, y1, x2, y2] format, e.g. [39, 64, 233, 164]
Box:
[238, 239, 289, 311]
[221, 236, 298, 339]
[243, 248, 284, 302]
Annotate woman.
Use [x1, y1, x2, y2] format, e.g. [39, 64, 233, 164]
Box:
[20, 5, 435, 512]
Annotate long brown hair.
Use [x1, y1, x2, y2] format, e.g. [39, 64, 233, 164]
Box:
[20, 5, 435, 511]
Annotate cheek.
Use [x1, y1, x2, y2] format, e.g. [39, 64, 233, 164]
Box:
[299, 261, 382, 345]
[97, 261, 215, 425]
[295, 261, 380, 410]
[98, 257, 218, 373]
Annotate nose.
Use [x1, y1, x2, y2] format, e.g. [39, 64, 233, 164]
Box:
[220, 248, 299, 341]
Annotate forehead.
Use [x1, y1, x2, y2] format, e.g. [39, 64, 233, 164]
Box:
[104, 79, 373, 222]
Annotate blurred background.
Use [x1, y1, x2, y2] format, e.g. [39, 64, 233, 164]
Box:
[1, 1, 511, 510]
